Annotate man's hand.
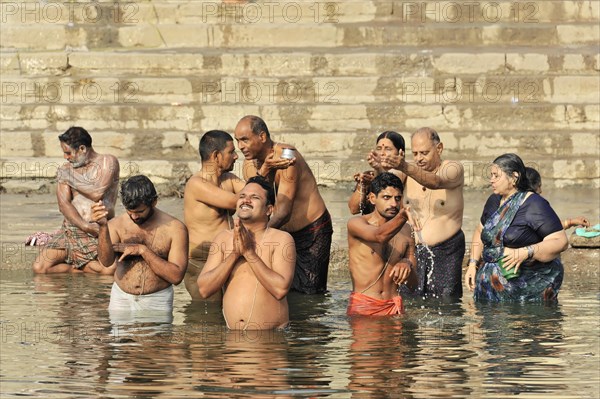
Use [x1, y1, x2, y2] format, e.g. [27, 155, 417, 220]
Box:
[381, 152, 404, 171]
[259, 149, 295, 177]
[389, 259, 412, 285]
[236, 220, 257, 260]
[90, 201, 108, 226]
[571, 216, 590, 228]
[113, 242, 147, 262]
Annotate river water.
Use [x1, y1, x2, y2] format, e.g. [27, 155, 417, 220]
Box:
[1, 187, 599, 397]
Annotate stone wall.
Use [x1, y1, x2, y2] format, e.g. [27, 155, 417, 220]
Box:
[1, 0, 599, 194]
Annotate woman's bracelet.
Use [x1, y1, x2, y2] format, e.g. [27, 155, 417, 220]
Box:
[526, 245, 534, 260]
[467, 258, 478, 268]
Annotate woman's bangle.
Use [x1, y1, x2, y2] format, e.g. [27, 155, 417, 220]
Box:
[467, 258, 478, 267]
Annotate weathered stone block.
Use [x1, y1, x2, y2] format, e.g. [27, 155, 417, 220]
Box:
[1, 26, 66, 50]
[551, 76, 600, 103]
[506, 53, 549, 72]
[433, 53, 504, 74]
[557, 25, 600, 44]
[563, 54, 585, 70]
[0, 132, 34, 157]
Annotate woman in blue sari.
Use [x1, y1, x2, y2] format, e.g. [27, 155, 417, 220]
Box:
[464, 154, 568, 302]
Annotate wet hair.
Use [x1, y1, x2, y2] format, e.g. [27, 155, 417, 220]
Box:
[58, 126, 92, 149]
[376, 131, 405, 152]
[246, 175, 275, 206]
[492, 153, 532, 192]
[241, 115, 270, 139]
[199, 130, 233, 162]
[120, 175, 158, 210]
[370, 172, 404, 196]
[412, 127, 440, 145]
[525, 167, 542, 192]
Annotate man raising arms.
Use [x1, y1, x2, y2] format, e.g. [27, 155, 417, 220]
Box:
[91, 175, 188, 314]
[386, 127, 465, 299]
[33, 126, 119, 274]
[347, 173, 417, 316]
[198, 176, 296, 330]
[234, 115, 333, 294]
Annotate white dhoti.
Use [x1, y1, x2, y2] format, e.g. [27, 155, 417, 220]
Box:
[109, 282, 174, 326]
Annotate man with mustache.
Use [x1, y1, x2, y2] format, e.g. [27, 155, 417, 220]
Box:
[347, 172, 417, 316]
[91, 175, 188, 314]
[384, 127, 465, 299]
[183, 130, 293, 301]
[198, 176, 296, 330]
[234, 115, 333, 295]
[33, 126, 120, 274]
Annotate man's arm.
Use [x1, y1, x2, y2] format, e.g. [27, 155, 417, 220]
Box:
[116, 221, 189, 285]
[57, 181, 99, 236]
[242, 230, 296, 300]
[392, 158, 464, 190]
[90, 201, 119, 267]
[347, 210, 409, 244]
[268, 166, 299, 228]
[198, 231, 239, 298]
[84, 155, 120, 202]
[187, 175, 238, 211]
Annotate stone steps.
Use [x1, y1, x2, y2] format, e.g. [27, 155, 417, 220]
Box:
[3, 1, 598, 26]
[3, 22, 599, 51]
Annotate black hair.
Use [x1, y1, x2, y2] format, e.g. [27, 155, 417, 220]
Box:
[246, 175, 276, 206]
[242, 115, 270, 139]
[525, 167, 542, 192]
[58, 126, 92, 149]
[370, 172, 404, 196]
[199, 130, 234, 162]
[120, 175, 158, 210]
[376, 131, 405, 152]
[493, 153, 532, 192]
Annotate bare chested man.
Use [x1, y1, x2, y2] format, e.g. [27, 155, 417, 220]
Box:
[347, 173, 417, 316]
[91, 175, 188, 313]
[234, 115, 333, 294]
[183, 130, 292, 301]
[198, 176, 296, 330]
[384, 127, 465, 299]
[33, 126, 120, 274]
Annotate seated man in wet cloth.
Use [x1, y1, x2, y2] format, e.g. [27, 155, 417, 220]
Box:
[91, 175, 188, 313]
[347, 173, 417, 316]
[234, 115, 332, 294]
[33, 126, 120, 274]
[198, 176, 296, 330]
[464, 154, 568, 301]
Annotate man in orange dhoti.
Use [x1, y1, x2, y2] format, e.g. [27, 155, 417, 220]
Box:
[346, 173, 417, 316]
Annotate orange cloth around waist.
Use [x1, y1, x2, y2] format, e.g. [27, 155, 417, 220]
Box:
[347, 291, 404, 316]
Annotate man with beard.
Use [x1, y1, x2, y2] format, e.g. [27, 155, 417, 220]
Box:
[234, 115, 333, 295]
[383, 127, 465, 299]
[183, 130, 293, 301]
[91, 175, 188, 313]
[347, 172, 417, 316]
[33, 126, 120, 274]
[198, 176, 296, 330]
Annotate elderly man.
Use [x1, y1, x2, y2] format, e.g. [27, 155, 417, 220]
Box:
[384, 127, 465, 299]
[198, 176, 296, 330]
[33, 126, 119, 274]
[234, 115, 333, 294]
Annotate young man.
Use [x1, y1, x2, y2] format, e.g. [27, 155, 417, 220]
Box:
[234, 115, 332, 294]
[91, 175, 188, 313]
[347, 173, 417, 316]
[33, 126, 120, 274]
[384, 127, 465, 299]
[197, 176, 296, 330]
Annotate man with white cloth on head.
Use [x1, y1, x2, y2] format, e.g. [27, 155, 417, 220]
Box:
[91, 175, 188, 317]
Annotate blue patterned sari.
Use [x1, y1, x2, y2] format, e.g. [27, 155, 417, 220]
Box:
[474, 191, 564, 302]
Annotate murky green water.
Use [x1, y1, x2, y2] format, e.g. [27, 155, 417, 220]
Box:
[1, 269, 598, 398]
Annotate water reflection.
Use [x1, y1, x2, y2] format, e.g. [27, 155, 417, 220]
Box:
[1, 271, 598, 398]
